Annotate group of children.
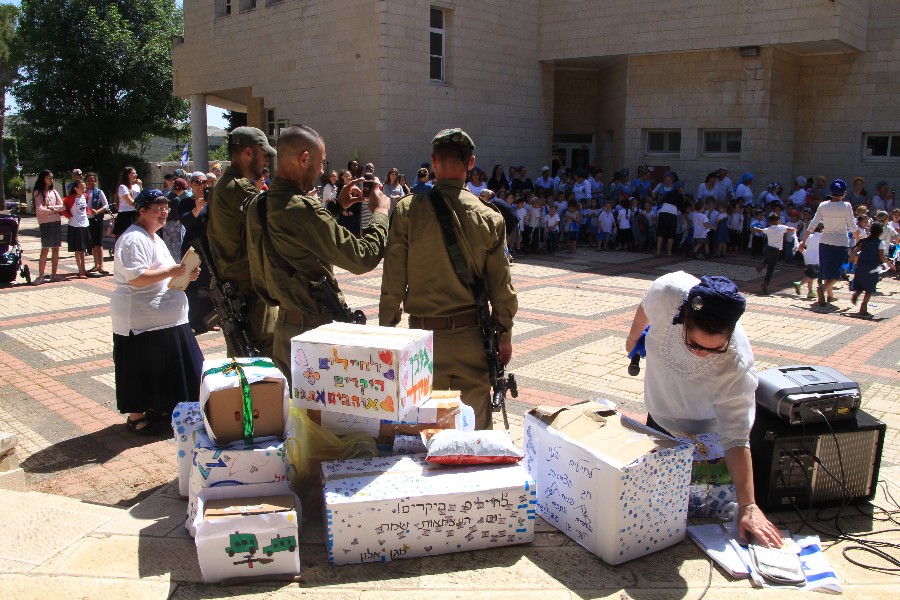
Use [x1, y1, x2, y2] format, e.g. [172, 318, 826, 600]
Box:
[751, 204, 900, 317]
[505, 189, 658, 255]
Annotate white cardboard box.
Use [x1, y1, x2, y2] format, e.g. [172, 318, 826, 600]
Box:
[322, 455, 536, 565]
[194, 482, 300, 583]
[524, 402, 694, 565]
[200, 358, 289, 445]
[172, 402, 204, 497]
[187, 430, 289, 536]
[290, 323, 433, 421]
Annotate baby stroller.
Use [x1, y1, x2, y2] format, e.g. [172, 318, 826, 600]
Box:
[0, 215, 32, 285]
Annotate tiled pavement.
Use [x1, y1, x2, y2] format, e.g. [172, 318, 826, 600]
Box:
[1, 215, 899, 598]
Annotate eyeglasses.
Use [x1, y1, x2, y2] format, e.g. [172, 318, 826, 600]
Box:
[192, 180, 207, 185]
[149, 205, 170, 213]
[683, 327, 731, 354]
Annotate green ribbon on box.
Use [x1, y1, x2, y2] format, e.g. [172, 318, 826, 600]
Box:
[202, 358, 276, 444]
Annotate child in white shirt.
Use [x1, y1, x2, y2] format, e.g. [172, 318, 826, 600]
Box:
[545, 204, 561, 253]
[690, 203, 711, 259]
[793, 224, 822, 300]
[598, 201, 615, 250]
[753, 212, 796, 294]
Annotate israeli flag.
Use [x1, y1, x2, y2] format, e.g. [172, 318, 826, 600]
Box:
[180, 143, 190, 166]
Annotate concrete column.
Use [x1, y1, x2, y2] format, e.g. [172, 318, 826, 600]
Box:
[190, 94, 209, 173]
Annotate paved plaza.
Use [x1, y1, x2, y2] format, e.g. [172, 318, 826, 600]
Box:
[1, 215, 899, 599]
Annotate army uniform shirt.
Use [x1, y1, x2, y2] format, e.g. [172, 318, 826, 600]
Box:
[379, 179, 517, 341]
[207, 165, 258, 284]
[245, 177, 389, 316]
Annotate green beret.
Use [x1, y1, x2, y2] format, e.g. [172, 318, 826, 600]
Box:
[431, 128, 475, 151]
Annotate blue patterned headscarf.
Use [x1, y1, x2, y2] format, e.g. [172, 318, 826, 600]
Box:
[673, 276, 746, 328]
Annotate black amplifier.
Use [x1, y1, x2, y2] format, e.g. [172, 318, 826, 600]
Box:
[750, 407, 885, 513]
[755, 365, 860, 425]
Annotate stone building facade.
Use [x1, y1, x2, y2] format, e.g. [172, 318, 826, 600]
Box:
[173, 0, 899, 189]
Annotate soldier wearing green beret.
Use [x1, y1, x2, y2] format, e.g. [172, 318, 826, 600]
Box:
[245, 125, 390, 376]
[379, 128, 518, 429]
[206, 126, 278, 357]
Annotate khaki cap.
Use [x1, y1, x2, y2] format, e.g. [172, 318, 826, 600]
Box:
[431, 128, 475, 151]
[229, 126, 276, 158]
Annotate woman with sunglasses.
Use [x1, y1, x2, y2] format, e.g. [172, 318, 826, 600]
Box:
[625, 272, 782, 548]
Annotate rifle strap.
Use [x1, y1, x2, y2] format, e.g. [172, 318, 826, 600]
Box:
[427, 187, 476, 289]
[255, 191, 297, 278]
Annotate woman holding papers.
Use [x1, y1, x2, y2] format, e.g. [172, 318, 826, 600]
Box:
[625, 272, 783, 548]
[111, 189, 203, 435]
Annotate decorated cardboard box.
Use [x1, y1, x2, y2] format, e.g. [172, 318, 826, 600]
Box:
[200, 358, 289, 445]
[322, 455, 536, 565]
[290, 323, 433, 421]
[172, 402, 204, 497]
[307, 391, 474, 451]
[524, 402, 694, 565]
[194, 482, 300, 583]
[678, 432, 738, 519]
[187, 430, 289, 536]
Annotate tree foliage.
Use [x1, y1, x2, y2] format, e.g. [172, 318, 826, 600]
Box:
[12, 0, 189, 195]
[223, 110, 247, 132]
[0, 3, 20, 200]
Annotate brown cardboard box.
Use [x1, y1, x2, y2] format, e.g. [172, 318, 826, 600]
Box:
[204, 494, 297, 521]
[205, 381, 286, 445]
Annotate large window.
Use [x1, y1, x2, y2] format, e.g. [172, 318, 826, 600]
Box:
[703, 130, 741, 155]
[864, 134, 900, 158]
[646, 130, 681, 154]
[430, 8, 445, 81]
[239, 0, 257, 13]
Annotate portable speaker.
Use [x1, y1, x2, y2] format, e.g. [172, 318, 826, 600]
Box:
[750, 407, 885, 513]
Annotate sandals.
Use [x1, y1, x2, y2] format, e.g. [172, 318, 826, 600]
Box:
[87, 266, 99, 273]
[50, 275, 64, 283]
[125, 416, 159, 436]
[98, 269, 110, 275]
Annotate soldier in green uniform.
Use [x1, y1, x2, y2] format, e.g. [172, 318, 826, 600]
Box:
[245, 125, 390, 377]
[379, 128, 517, 429]
[206, 126, 279, 357]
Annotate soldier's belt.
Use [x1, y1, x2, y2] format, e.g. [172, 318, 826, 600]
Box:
[408, 312, 478, 331]
[278, 309, 334, 329]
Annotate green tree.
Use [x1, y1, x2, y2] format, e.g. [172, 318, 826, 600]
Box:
[12, 0, 189, 196]
[0, 3, 19, 200]
[223, 110, 247, 132]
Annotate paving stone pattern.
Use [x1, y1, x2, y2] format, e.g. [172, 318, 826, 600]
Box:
[1, 216, 899, 598]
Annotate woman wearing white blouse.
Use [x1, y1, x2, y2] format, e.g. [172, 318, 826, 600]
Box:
[798, 179, 858, 305]
[322, 170, 339, 205]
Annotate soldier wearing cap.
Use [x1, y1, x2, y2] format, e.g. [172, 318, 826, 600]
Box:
[206, 126, 279, 357]
[379, 128, 518, 430]
[244, 125, 390, 376]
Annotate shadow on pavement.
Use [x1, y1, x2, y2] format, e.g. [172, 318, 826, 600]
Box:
[21, 423, 162, 474]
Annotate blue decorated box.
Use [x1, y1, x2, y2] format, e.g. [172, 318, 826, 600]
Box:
[187, 430, 289, 536]
[322, 455, 536, 565]
[172, 401, 204, 497]
[524, 402, 694, 565]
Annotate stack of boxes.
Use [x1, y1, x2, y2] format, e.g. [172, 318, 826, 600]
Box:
[172, 358, 300, 584]
[290, 322, 537, 565]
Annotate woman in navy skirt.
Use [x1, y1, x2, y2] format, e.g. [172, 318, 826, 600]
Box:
[111, 189, 203, 435]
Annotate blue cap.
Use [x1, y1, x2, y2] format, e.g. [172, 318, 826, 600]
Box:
[830, 179, 848, 195]
[673, 275, 746, 328]
[133, 188, 166, 211]
[768, 181, 781, 191]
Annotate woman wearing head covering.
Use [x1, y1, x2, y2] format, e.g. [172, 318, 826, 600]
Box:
[626, 272, 783, 547]
[798, 179, 858, 306]
[734, 173, 754, 207]
[111, 189, 203, 435]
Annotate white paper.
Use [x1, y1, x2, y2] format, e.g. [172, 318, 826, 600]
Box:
[168, 247, 202, 290]
[687, 524, 749, 577]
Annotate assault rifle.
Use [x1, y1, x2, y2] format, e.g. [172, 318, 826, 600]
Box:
[192, 227, 259, 358]
[311, 276, 367, 325]
[473, 281, 517, 430]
